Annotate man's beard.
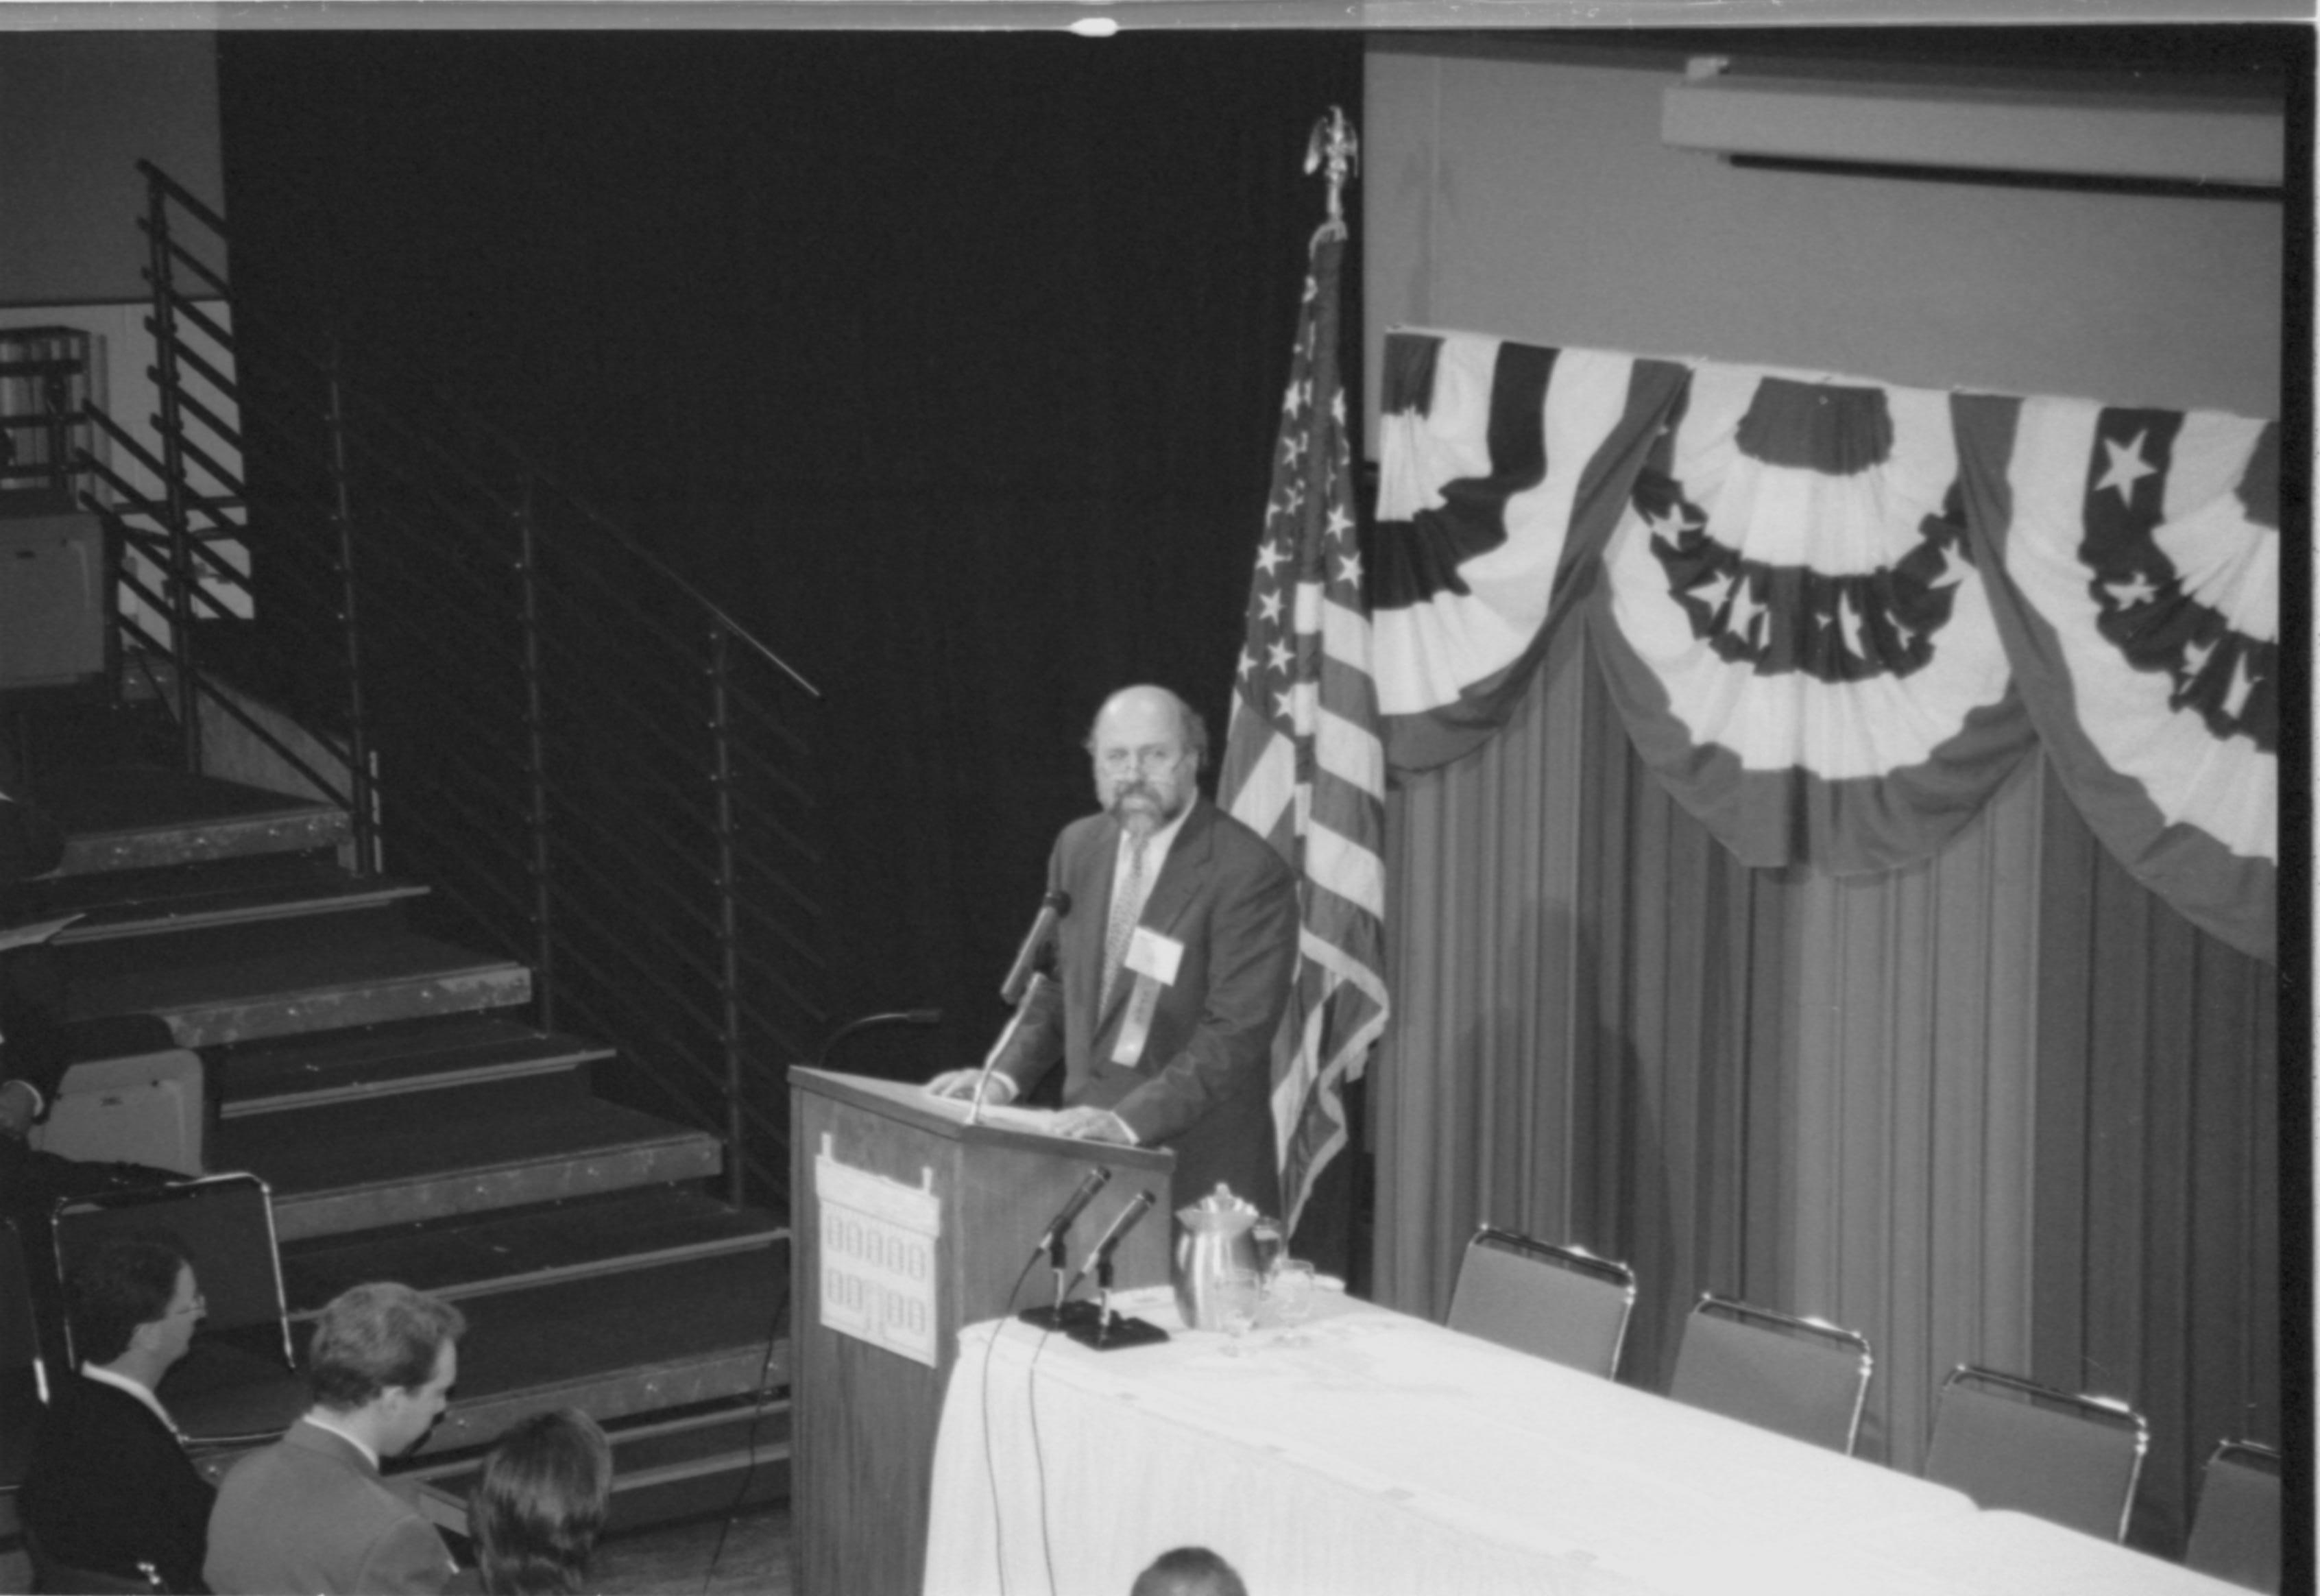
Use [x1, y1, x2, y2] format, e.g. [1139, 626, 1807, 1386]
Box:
[1109, 781, 1185, 835]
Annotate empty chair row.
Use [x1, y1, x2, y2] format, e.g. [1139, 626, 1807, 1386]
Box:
[1445, 1226, 1871, 1450]
[1442, 1225, 2279, 1588]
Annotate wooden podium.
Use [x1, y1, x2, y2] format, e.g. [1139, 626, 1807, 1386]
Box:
[789, 1067, 1174, 1596]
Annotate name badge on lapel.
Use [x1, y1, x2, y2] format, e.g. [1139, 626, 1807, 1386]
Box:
[1124, 927, 1183, 986]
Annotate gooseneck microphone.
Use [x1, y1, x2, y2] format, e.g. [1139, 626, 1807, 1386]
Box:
[966, 969, 1049, 1127]
[998, 889, 1071, 1006]
[1065, 1188, 1157, 1299]
[812, 1007, 943, 1070]
[1032, 1165, 1112, 1265]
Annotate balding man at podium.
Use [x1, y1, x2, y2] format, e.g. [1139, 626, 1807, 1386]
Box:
[931, 684, 1298, 1218]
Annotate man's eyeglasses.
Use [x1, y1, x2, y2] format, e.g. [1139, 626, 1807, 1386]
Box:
[1097, 747, 1183, 774]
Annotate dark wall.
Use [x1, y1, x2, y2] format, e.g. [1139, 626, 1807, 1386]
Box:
[215, 30, 1363, 1079]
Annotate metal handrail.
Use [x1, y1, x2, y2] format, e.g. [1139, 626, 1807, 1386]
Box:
[95, 160, 830, 1209]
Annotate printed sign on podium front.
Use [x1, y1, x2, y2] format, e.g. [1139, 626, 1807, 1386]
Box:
[814, 1135, 941, 1366]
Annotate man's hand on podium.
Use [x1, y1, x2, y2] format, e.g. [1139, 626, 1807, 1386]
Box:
[925, 1069, 1017, 1106]
[1051, 1107, 1135, 1144]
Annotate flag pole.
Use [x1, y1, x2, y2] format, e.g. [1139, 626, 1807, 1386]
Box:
[1219, 105, 1390, 1255]
[1305, 106, 1360, 240]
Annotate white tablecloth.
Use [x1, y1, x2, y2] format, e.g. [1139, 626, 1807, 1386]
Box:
[1665, 1510, 2252, 1596]
[922, 1286, 1979, 1596]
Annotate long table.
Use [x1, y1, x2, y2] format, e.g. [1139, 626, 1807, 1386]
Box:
[1667, 1510, 2256, 1596]
[925, 1285, 1977, 1595]
[923, 1286, 2245, 1596]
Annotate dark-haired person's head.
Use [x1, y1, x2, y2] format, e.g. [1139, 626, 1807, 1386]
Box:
[307, 1282, 466, 1455]
[468, 1409, 614, 1595]
[67, 1231, 196, 1369]
[1131, 1545, 1248, 1596]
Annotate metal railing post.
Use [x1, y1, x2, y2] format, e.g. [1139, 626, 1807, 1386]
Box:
[323, 340, 377, 877]
[515, 475, 556, 1030]
[709, 622, 745, 1208]
[143, 177, 202, 775]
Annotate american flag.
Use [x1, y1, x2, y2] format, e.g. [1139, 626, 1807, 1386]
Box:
[1218, 219, 1390, 1236]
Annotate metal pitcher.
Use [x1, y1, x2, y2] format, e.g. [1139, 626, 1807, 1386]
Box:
[1172, 1183, 1264, 1330]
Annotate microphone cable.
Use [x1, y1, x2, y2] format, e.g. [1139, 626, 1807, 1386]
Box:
[697, 1250, 793, 1595]
[981, 1247, 1045, 1596]
[1025, 1312, 1064, 1596]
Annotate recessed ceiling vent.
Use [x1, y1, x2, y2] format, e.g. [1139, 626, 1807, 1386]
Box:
[1662, 56, 2284, 193]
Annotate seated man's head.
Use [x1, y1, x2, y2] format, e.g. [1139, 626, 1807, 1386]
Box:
[1131, 1545, 1248, 1596]
[307, 1282, 466, 1458]
[67, 1231, 202, 1381]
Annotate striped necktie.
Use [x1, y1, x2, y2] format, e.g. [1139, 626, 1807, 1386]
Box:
[1100, 838, 1148, 1006]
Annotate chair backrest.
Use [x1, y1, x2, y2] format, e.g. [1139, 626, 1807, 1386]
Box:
[1447, 1227, 1636, 1379]
[2184, 1438, 2282, 1592]
[25, 1523, 167, 1594]
[50, 1172, 293, 1371]
[1, 1216, 49, 1401]
[1921, 1365, 2149, 1542]
[1667, 1294, 1873, 1454]
[3, 1215, 52, 1509]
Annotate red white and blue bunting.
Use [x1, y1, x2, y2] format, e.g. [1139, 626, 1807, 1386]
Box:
[1587, 369, 2035, 874]
[1952, 394, 2277, 962]
[1369, 327, 2277, 962]
[1369, 332, 1688, 772]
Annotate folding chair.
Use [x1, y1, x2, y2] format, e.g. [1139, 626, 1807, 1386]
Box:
[1447, 1227, 1636, 1379]
[1667, 1294, 1874, 1454]
[1921, 1364, 2149, 1542]
[2184, 1439, 2282, 1591]
[2, 1216, 52, 1538]
[50, 1172, 308, 1451]
[24, 1523, 168, 1594]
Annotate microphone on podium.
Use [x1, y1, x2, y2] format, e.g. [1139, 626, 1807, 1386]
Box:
[999, 890, 1070, 1006]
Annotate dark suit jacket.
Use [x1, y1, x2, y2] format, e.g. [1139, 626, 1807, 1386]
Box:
[993, 798, 1297, 1215]
[205, 1418, 456, 1596]
[21, 1369, 215, 1593]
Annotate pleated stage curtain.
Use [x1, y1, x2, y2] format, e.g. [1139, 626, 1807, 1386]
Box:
[1375, 622, 2279, 1547]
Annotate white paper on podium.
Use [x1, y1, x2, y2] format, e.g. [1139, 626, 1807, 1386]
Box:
[915, 1089, 1066, 1137]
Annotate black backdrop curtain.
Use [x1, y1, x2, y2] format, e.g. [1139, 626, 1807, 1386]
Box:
[215, 32, 1364, 1086]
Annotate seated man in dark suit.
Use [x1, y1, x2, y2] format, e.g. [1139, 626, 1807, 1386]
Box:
[205, 1282, 466, 1596]
[21, 1232, 218, 1593]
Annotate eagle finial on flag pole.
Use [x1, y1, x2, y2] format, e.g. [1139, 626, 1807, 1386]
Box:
[1305, 106, 1359, 237]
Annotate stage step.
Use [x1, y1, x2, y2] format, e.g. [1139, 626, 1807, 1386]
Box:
[32, 766, 350, 876]
[279, 1188, 784, 1312]
[407, 1246, 790, 1456]
[404, 1397, 791, 1534]
[60, 923, 531, 1047]
[41, 854, 428, 945]
[16, 758, 795, 1538]
[213, 1072, 725, 1242]
[217, 1015, 613, 1118]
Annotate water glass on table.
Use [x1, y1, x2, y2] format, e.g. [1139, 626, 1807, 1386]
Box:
[1267, 1257, 1317, 1344]
[1217, 1266, 1263, 1355]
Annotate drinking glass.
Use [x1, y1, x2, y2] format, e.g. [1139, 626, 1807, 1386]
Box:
[1217, 1267, 1262, 1355]
[1268, 1258, 1317, 1345]
[1250, 1218, 1285, 1277]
